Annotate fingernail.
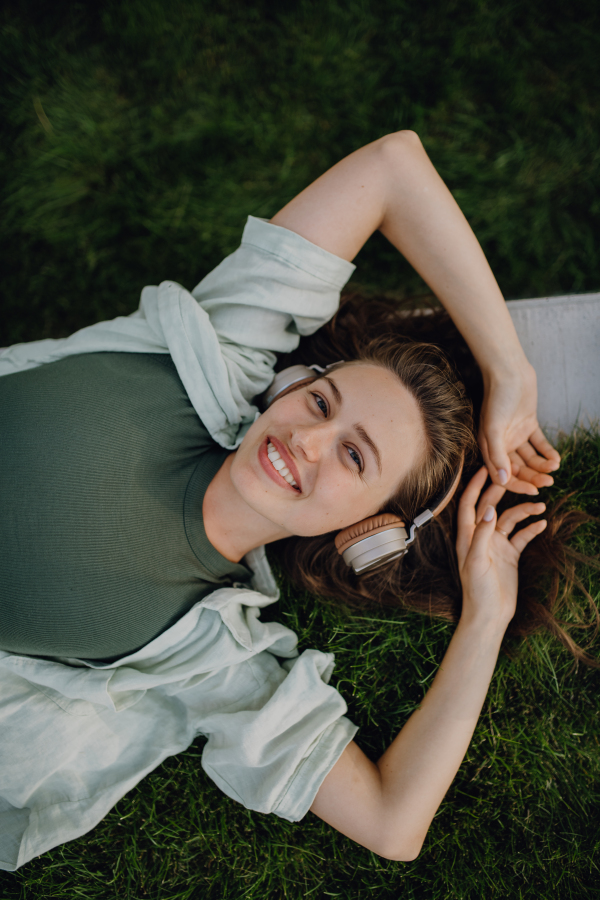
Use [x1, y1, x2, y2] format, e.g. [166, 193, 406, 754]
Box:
[483, 506, 495, 522]
[498, 469, 508, 485]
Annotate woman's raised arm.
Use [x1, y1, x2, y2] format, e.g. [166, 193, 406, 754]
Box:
[271, 133, 560, 492]
[310, 467, 547, 860]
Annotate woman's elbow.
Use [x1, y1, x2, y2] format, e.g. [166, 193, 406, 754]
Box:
[370, 832, 425, 862]
[374, 131, 426, 183]
[378, 129, 424, 154]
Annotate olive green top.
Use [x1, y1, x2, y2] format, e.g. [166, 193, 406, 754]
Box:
[0, 351, 251, 660]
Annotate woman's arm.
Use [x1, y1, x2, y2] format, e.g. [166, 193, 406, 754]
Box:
[271, 132, 560, 492]
[311, 617, 502, 861]
[310, 467, 547, 860]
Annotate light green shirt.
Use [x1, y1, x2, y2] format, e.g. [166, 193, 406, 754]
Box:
[0, 218, 358, 871]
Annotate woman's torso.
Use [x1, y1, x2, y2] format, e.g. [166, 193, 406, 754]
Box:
[0, 351, 251, 660]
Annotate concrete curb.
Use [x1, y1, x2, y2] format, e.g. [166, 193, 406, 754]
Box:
[507, 292, 600, 439]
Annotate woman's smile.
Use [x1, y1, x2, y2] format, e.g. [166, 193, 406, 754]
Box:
[258, 436, 302, 492]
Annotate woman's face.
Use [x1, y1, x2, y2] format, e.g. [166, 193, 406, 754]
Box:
[230, 362, 426, 538]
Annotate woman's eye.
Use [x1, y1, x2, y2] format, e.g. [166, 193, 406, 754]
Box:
[312, 394, 328, 416]
[347, 447, 362, 470]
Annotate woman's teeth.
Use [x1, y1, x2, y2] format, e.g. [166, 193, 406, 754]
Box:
[267, 442, 298, 488]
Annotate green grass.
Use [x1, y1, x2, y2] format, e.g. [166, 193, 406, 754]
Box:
[1, 1, 600, 897]
[2, 0, 600, 344]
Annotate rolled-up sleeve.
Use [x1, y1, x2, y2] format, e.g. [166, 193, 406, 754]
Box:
[200, 648, 358, 822]
[192, 216, 356, 354]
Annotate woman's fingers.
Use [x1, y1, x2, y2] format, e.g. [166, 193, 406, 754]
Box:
[468, 503, 498, 556]
[522, 427, 561, 472]
[496, 501, 546, 537]
[479, 428, 511, 487]
[505, 476, 541, 495]
[458, 466, 489, 517]
[475, 483, 505, 522]
[509, 518, 547, 555]
[505, 449, 552, 493]
[515, 440, 550, 473]
[508, 450, 554, 489]
[505, 436, 558, 492]
[456, 467, 489, 563]
[458, 466, 489, 513]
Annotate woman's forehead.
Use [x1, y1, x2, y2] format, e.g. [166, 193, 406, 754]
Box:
[320, 363, 425, 472]
[322, 361, 411, 403]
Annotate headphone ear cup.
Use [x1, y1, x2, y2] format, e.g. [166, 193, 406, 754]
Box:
[335, 514, 409, 575]
[263, 365, 318, 408]
[334, 513, 405, 553]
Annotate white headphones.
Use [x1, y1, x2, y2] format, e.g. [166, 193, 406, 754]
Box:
[263, 364, 463, 575]
[263, 363, 330, 408]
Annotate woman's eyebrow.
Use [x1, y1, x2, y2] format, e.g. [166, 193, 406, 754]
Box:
[323, 376, 382, 473]
[322, 375, 343, 405]
[354, 423, 382, 474]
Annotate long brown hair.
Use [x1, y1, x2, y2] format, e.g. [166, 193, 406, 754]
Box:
[275, 292, 600, 667]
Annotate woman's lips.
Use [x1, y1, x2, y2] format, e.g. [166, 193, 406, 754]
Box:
[258, 437, 302, 492]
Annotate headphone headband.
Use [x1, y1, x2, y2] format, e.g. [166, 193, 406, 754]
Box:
[263, 361, 346, 409]
[263, 364, 322, 408]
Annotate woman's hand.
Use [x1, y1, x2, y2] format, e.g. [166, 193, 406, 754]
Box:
[456, 466, 547, 629]
[479, 363, 561, 495]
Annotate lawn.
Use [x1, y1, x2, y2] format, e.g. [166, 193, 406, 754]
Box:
[1, 1, 600, 897]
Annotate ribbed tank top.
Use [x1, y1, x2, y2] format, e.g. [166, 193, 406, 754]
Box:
[0, 352, 250, 660]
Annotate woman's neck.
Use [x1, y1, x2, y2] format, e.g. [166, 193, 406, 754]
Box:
[202, 453, 289, 564]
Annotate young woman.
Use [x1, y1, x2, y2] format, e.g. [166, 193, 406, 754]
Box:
[0, 132, 562, 870]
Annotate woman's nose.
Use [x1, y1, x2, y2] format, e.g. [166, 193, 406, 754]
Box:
[291, 422, 333, 462]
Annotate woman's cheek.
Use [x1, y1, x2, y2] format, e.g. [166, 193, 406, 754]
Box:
[313, 477, 359, 529]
